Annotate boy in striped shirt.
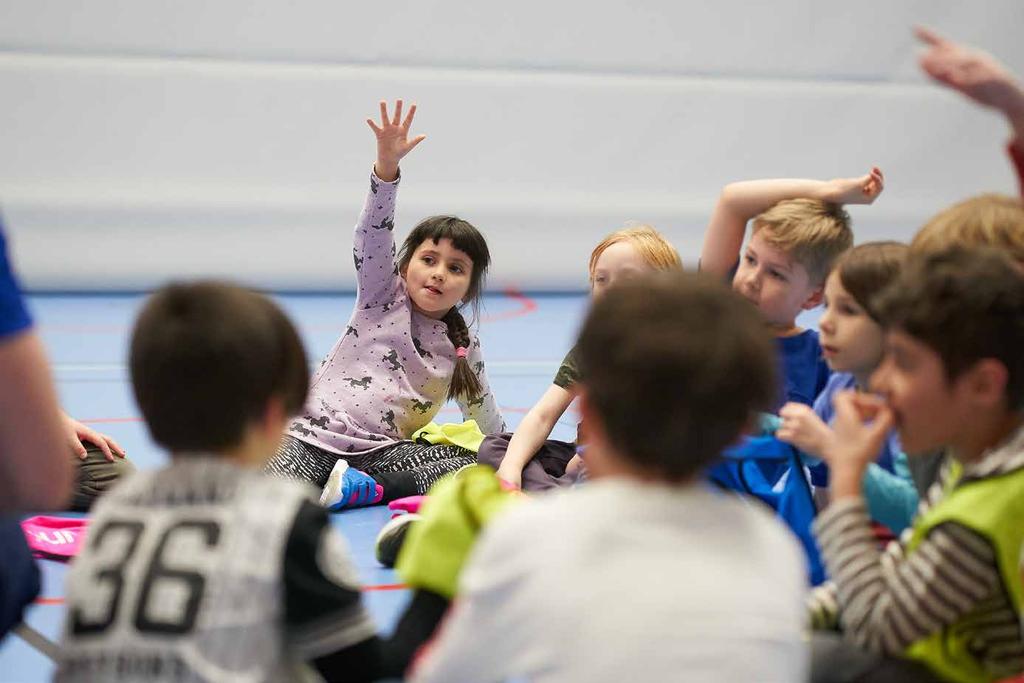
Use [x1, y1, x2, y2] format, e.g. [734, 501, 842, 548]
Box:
[808, 247, 1024, 683]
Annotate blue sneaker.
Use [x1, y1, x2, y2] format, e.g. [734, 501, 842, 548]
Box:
[320, 461, 384, 511]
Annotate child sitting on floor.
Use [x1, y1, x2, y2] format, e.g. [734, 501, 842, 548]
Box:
[57, 282, 455, 682]
[700, 168, 883, 407]
[808, 247, 1024, 683]
[410, 271, 808, 682]
[264, 99, 505, 508]
[480, 225, 681, 491]
[776, 242, 918, 534]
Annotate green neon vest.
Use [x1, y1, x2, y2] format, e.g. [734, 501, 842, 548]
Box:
[904, 460, 1024, 682]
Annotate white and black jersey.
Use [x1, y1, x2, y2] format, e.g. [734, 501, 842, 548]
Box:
[55, 457, 377, 683]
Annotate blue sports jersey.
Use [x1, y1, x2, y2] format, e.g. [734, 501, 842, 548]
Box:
[776, 329, 830, 409]
[0, 217, 38, 640]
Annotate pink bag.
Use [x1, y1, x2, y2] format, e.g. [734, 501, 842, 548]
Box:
[388, 495, 427, 514]
[21, 516, 89, 561]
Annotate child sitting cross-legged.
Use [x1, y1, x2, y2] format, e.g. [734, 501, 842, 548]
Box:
[481, 224, 681, 492]
[56, 282, 456, 683]
[808, 247, 1024, 683]
[409, 270, 809, 682]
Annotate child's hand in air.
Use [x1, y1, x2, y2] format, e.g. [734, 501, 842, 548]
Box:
[822, 391, 894, 499]
[821, 167, 884, 206]
[367, 99, 427, 183]
[916, 27, 1024, 123]
[776, 402, 834, 459]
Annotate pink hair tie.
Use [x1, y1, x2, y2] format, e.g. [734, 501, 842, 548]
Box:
[456, 346, 469, 358]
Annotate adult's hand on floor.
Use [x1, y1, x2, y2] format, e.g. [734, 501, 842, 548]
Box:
[63, 412, 126, 462]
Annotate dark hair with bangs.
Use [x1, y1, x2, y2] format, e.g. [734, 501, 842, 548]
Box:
[874, 247, 1024, 409]
[835, 241, 908, 322]
[130, 281, 309, 453]
[397, 215, 491, 402]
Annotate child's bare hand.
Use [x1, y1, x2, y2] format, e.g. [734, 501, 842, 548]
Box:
[495, 464, 523, 491]
[367, 99, 426, 182]
[822, 167, 884, 206]
[821, 391, 894, 476]
[916, 27, 1024, 121]
[63, 413, 126, 462]
[776, 402, 834, 458]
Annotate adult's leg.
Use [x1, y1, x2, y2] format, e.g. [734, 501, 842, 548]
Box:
[69, 445, 137, 512]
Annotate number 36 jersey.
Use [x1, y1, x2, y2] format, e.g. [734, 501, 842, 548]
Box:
[56, 457, 377, 682]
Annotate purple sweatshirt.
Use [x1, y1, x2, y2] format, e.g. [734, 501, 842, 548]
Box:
[287, 171, 506, 457]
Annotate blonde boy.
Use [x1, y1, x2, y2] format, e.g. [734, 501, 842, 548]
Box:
[700, 170, 882, 406]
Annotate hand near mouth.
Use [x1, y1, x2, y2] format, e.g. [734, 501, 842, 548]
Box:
[824, 390, 895, 499]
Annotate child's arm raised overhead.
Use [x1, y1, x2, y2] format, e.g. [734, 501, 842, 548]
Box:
[916, 27, 1024, 195]
[353, 100, 427, 309]
[495, 384, 574, 489]
[700, 169, 884, 276]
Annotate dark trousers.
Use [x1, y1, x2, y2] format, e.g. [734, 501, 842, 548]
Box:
[810, 632, 942, 683]
[70, 445, 136, 512]
[477, 432, 577, 492]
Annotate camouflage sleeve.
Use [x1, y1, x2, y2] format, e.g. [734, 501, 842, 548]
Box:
[552, 345, 581, 390]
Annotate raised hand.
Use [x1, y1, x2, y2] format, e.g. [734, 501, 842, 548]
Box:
[916, 27, 1024, 123]
[776, 402, 834, 458]
[367, 99, 427, 182]
[821, 167, 884, 206]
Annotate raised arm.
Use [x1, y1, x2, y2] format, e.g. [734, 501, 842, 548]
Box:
[916, 27, 1024, 193]
[700, 170, 884, 276]
[354, 100, 428, 307]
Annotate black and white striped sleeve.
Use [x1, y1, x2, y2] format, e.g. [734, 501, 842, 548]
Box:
[814, 497, 1000, 655]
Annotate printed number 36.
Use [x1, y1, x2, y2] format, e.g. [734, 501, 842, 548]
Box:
[71, 519, 221, 635]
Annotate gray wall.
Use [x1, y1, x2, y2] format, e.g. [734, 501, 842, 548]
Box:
[1, 1, 1022, 290]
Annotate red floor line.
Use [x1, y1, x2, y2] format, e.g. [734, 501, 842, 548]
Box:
[79, 406, 533, 424]
[480, 288, 538, 323]
[35, 582, 409, 606]
[42, 289, 539, 335]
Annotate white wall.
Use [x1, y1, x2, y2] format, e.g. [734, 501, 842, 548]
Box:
[1, 0, 1021, 291]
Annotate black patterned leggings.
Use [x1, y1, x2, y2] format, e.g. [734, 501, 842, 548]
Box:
[264, 435, 477, 501]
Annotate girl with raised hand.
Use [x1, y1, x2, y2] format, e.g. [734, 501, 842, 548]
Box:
[265, 100, 505, 507]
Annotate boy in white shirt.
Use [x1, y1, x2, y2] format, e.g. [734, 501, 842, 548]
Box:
[410, 271, 809, 683]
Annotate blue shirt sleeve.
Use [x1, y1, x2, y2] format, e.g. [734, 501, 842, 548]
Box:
[0, 222, 32, 338]
[861, 451, 918, 534]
